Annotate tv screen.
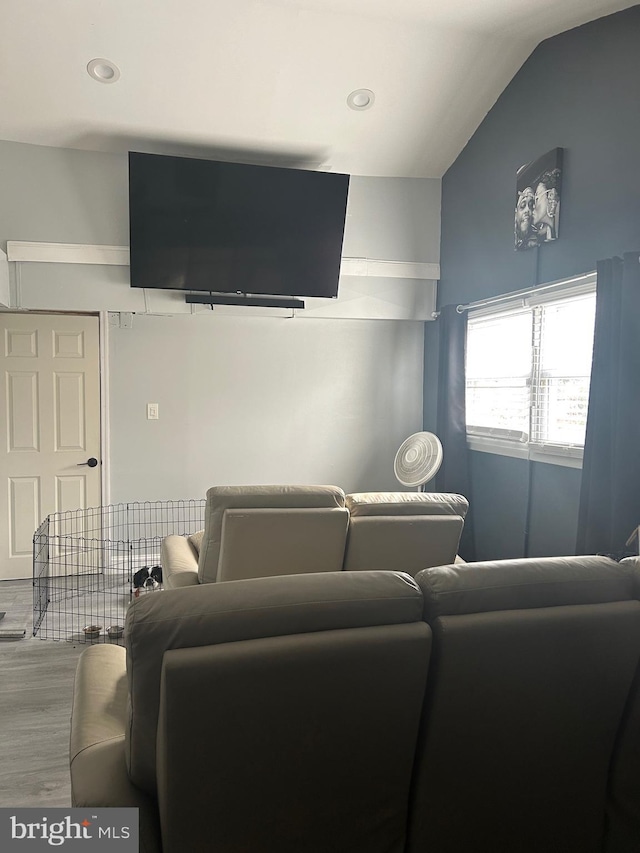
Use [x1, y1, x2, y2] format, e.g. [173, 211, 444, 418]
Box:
[128, 152, 350, 299]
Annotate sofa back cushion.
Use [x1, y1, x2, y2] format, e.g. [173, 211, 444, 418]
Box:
[408, 556, 640, 853]
[346, 492, 469, 518]
[343, 492, 468, 576]
[198, 485, 347, 583]
[125, 569, 426, 797]
[157, 620, 431, 853]
[217, 507, 348, 581]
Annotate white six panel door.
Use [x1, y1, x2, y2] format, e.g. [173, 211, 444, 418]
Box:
[0, 314, 101, 580]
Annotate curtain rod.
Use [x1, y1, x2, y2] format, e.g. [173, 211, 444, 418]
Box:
[456, 271, 595, 313]
[430, 271, 596, 319]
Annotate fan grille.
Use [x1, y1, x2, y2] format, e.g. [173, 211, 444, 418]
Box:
[394, 432, 443, 487]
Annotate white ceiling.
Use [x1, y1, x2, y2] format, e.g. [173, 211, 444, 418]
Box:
[0, 0, 635, 177]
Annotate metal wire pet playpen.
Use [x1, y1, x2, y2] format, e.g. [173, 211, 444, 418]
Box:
[33, 500, 205, 643]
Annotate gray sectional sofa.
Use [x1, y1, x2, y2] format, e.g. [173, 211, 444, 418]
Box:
[160, 484, 469, 587]
[70, 555, 640, 853]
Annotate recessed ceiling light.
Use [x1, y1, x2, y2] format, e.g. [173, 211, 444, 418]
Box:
[347, 89, 375, 111]
[87, 58, 121, 84]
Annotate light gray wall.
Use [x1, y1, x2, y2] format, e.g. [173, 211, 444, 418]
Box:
[0, 139, 437, 501]
[0, 139, 440, 262]
[343, 177, 441, 262]
[0, 141, 128, 246]
[109, 314, 424, 500]
[2, 139, 440, 319]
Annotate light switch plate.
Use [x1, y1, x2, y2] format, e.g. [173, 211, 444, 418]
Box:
[147, 403, 159, 420]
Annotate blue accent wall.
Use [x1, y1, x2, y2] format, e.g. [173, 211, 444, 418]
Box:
[428, 5, 640, 559]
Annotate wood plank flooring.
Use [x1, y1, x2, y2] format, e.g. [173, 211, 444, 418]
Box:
[0, 596, 84, 807]
[0, 579, 30, 639]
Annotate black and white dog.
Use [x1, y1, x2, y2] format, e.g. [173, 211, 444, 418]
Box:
[132, 565, 163, 597]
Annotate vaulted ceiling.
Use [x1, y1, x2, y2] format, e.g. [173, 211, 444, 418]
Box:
[0, 0, 635, 176]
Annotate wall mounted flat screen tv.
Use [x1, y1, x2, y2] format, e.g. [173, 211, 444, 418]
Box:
[128, 152, 350, 299]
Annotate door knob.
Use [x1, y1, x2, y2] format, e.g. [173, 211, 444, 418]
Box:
[77, 457, 99, 468]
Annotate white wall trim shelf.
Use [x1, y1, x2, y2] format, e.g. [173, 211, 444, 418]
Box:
[6, 242, 440, 281]
[7, 242, 130, 266]
[340, 258, 439, 280]
[6, 242, 438, 321]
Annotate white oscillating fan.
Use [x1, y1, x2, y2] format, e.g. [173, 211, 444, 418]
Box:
[394, 431, 443, 490]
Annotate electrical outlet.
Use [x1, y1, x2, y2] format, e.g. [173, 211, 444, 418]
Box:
[147, 403, 159, 420]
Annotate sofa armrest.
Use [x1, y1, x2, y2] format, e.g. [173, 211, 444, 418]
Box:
[70, 645, 128, 765]
[161, 534, 200, 588]
[70, 646, 162, 853]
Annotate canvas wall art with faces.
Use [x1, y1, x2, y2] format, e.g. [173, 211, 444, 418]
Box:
[514, 148, 563, 251]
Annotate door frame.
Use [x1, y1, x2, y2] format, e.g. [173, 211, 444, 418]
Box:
[98, 310, 110, 506]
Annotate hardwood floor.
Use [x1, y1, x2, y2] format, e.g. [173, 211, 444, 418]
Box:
[0, 631, 84, 807]
[0, 578, 31, 639]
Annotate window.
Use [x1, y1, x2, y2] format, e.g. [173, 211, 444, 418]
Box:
[465, 277, 596, 466]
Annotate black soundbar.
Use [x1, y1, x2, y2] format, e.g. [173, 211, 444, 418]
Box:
[185, 293, 305, 309]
